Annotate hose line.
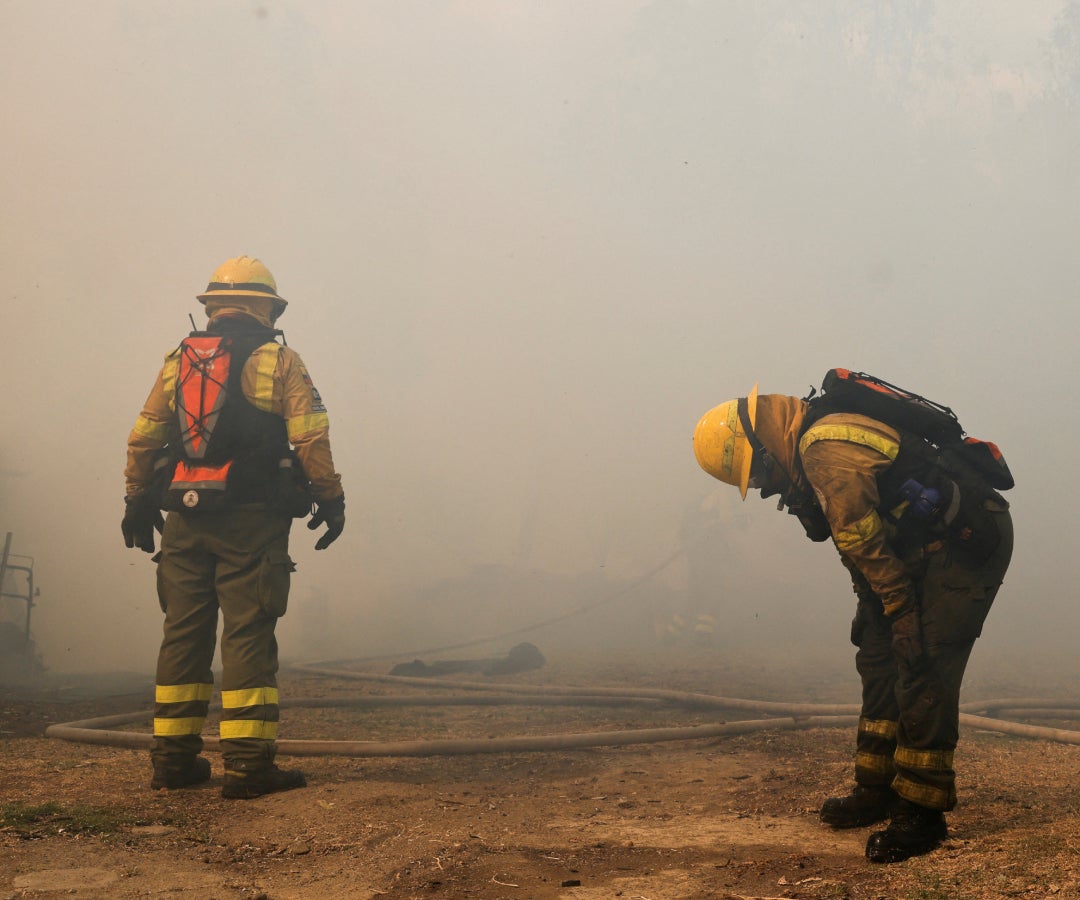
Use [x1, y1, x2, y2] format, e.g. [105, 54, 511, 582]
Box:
[43, 670, 1080, 756]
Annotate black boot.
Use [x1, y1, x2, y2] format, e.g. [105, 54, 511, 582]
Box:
[150, 756, 212, 790]
[221, 764, 307, 800]
[865, 800, 948, 863]
[819, 785, 899, 828]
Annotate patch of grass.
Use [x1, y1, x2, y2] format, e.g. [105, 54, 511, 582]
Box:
[905, 878, 956, 900]
[0, 801, 134, 837]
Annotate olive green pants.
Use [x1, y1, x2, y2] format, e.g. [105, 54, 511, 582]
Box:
[851, 510, 1013, 810]
[152, 508, 295, 773]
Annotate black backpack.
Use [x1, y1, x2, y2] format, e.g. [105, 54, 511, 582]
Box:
[802, 369, 1014, 491]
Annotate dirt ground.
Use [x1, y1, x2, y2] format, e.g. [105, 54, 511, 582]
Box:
[2, 644, 1080, 900]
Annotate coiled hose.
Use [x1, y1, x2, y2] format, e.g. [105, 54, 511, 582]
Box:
[44, 665, 1080, 756]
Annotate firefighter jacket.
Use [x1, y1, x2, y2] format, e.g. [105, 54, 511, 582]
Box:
[752, 396, 1005, 620]
[797, 412, 914, 618]
[125, 318, 343, 505]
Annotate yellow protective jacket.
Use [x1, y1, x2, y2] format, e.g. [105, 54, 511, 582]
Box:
[751, 396, 914, 618]
[125, 335, 343, 503]
[797, 412, 912, 617]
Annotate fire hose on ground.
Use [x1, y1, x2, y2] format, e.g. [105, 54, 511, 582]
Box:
[43, 666, 1080, 756]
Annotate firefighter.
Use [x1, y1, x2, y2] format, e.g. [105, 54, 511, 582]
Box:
[122, 256, 346, 799]
[692, 385, 1012, 863]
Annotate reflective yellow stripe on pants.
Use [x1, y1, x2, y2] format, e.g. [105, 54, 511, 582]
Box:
[153, 682, 213, 738]
[220, 686, 280, 742]
[893, 746, 957, 810]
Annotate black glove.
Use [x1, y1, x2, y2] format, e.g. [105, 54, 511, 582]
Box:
[308, 494, 345, 550]
[889, 606, 924, 669]
[122, 494, 164, 554]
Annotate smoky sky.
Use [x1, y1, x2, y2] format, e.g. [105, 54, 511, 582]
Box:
[1, 1, 1077, 674]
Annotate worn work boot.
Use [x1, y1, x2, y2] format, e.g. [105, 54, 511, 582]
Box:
[819, 785, 899, 828]
[150, 756, 212, 791]
[221, 765, 307, 800]
[865, 800, 948, 863]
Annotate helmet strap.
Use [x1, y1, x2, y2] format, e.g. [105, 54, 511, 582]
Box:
[738, 397, 786, 502]
[737, 397, 830, 542]
[738, 396, 807, 512]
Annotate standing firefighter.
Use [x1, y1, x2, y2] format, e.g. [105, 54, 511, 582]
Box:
[693, 373, 1013, 863]
[122, 256, 346, 799]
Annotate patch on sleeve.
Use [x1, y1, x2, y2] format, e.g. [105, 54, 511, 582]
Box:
[301, 370, 327, 413]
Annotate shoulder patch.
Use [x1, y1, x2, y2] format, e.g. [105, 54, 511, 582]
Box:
[301, 371, 327, 412]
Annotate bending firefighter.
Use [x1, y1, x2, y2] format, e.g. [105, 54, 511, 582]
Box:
[122, 256, 346, 799]
[693, 379, 1012, 863]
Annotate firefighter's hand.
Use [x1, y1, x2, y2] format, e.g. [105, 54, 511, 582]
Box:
[308, 494, 345, 550]
[889, 606, 923, 669]
[122, 494, 164, 554]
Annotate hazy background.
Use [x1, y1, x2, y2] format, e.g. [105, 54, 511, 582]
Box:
[2, 2, 1077, 685]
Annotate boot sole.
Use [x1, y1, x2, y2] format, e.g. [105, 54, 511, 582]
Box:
[866, 826, 948, 863]
[820, 810, 892, 828]
[150, 759, 212, 790]
[820, 797, 898, 829]
[221, 777, 306, 800]
[221, 786, 267, 800]
[151, 778, 210, 790]
[221, 786, 302, 799]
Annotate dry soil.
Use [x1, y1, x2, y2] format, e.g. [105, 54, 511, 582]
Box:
[2, 645, 1079, 899]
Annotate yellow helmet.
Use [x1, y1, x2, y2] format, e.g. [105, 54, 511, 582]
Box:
[196, 256, 287, 321]
[692, 383, 759, 499]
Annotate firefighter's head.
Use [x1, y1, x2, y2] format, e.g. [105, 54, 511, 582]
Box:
[197, 256, 287, 326]
[692, 384, 758, 499]
[693, 388, 807, 501]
